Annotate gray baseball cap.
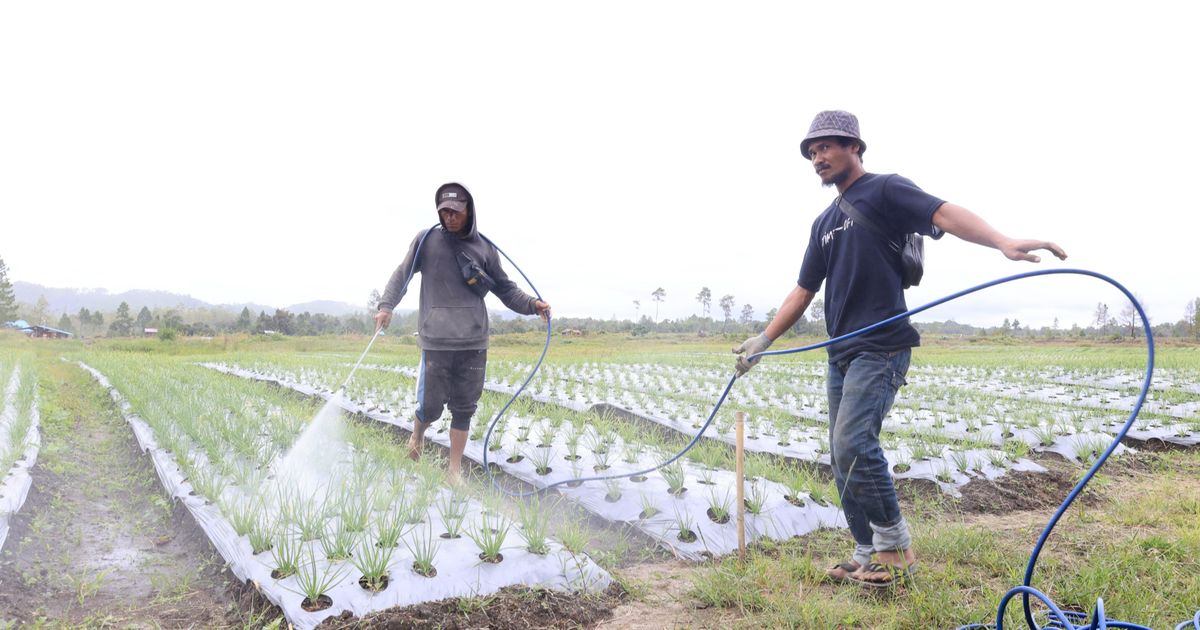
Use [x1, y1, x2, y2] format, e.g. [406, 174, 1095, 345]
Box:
[800, 110, 866, 158]
[435, 182, 471, 213]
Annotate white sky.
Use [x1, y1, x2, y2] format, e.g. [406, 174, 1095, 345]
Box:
[2, 1, 1196, 328]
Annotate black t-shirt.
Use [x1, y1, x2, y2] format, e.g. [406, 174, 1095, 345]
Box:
[798, 173, 944, 364]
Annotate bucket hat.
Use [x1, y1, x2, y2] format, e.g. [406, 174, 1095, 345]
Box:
[800, 110, 866, 158]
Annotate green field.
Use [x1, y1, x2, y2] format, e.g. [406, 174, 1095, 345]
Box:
[2, 330, 1198, 629]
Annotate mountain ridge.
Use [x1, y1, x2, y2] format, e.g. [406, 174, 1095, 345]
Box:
[12, 281, 367, 317]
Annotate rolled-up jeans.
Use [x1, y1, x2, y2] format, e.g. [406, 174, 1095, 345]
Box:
[827, 349, 912, 566]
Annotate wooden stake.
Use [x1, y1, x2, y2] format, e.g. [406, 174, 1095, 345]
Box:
[735, 410, 746, 560]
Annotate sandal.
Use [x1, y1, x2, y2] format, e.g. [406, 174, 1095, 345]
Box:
[846, 561, 919, 588]
[824, 561, 861, 583]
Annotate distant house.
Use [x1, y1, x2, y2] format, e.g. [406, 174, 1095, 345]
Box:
[144, 327, 158, 337]
[4, 320, 73, 339]
[560, 328, 584, 336]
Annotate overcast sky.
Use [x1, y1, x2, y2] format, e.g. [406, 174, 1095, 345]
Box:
[2, 1, 1195, 328]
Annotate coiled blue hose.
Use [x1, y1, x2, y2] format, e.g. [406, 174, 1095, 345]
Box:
[468, 259, 1196, 628]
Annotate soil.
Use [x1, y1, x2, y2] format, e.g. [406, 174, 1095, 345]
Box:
[954, 455, 1102, 515]
[319, 583, 624, 629]
[0, 360, 266, 628]
[594, 559, 733, 630]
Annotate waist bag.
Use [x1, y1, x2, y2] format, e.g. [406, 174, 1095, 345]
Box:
[836, 195, 943, 289]
[445, 231, 495, 298]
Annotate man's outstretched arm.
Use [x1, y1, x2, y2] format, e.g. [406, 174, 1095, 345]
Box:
[932, 202, 1068, 263]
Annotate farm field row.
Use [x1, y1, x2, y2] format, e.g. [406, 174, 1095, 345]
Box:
[0, 351, 39, 552]
[77, 354, 612, 629]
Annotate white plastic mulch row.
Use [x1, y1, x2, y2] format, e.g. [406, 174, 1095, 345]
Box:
[207, 364, 847, 562]
[381, 363, 1044, 495]
[482, 361, 1174, 479]
[81, 362, 611, 630]
[0, 365, 41, 552]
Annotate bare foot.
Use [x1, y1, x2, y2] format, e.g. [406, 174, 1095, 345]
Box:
[446, 469, 462, 487]
[407, 434, 422, 462]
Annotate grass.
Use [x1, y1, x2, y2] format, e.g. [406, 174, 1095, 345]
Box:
[683, 448, 1200, 629]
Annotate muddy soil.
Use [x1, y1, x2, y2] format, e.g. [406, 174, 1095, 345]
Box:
[0, 360, 269, 628]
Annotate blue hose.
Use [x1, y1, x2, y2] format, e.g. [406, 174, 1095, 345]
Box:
[469, 260, 1196, 628]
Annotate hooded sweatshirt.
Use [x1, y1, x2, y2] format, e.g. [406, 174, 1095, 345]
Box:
[377, 199, 539, 350]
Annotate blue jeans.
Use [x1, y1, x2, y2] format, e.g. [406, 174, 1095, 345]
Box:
[827, 349, 911, 563]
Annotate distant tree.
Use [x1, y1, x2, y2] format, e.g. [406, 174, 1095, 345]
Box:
[1093, 302, 1110, 329]
[135, 306, 153, 333]
[651, 288, 666, 323]
[33, 295, 50, 325]
[695, 287, 712, 319]
[109, 302, 134, 337]
[739, 303, 754, 325]
[1191, 298, 1200, 338]
[93, 311, 104, 332]
[0, 256, 17, 323]
[632, 300, 641, 320]
[368, 289, 381, 312]
[765, 307, 778, 324]
[160, 309, 183, 331]
[77, 307, 91, 338]
[809, 298, 825, 324]
[272, 309, 295, 335]
[719, 294, 735, 331]
[236, 307, 252, 332]
[1119, 295, 1149, 338]
[254, 311, 272, 333]
[57, 312, 74, 333]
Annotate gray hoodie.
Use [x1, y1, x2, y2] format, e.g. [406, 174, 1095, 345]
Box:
[377, 201, 538, 350]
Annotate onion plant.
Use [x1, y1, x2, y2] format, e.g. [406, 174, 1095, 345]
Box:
[528, 445, 554, 475]
[270, 533, 303, 579]
[516, 498, 551, 555]
[291, 545, 347, 610]
[467, 512, 511, 563]
[673, 506, 697, 543]
[706, 487, 732, 524]
[659, 458, 687, 496]
[743, 479, 768, 515]
[781, 464, 813, 505]
[435, 491, 468, 539]
[1031, 423, 1058, 447]
[556, 518, 588, 555]
[949, 450, 972, 475]
[638, 493, 659, 519]
[222, 493, 264, 538]
[188, 462, 229, 505]
[404, 523, 440, 577]
[375, 507, 406, 549]
[563, 427, 582, 461]
[592, 447, 612, 472]
[603, 479, 622, 503]
[320, 521, 357, 562]
[247, 512, 277, 555]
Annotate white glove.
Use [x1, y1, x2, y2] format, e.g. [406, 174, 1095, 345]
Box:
[733, 333, 773, 375]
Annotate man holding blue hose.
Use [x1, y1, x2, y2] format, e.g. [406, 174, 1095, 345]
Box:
[374, 182, 551, 485]
[734, 111, 1066, 587]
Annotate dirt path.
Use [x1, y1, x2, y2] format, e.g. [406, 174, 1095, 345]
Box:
[0, 359, 271, 627]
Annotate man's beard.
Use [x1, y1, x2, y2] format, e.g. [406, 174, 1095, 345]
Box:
[821, 168, 849, 188]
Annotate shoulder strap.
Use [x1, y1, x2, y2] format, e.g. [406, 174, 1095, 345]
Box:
[836, 196, 901, 252]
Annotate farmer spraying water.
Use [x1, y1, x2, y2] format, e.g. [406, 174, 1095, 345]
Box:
[375, 183, 551, 485]
[735, 110, 1067, 588]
